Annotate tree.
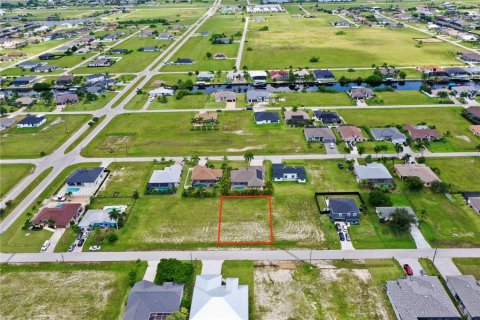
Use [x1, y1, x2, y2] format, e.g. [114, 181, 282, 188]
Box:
[0, 106, 7, 115]
[404, 176, 424, 191]
[109, 208, 122, 230]
[394, 143, 403, 155]
[431, 181, 451, 193]
[388, 208, 415, 234]
[437, 90, 448, 101]
[32, 82, 51, 91]
[191, 154, 200, 164]
[357, 145, 365, 157]
[166, 307, 189, 320]
[244, 151, 254, 168]
[154, 259, 194, 285]
[133, 190, 139, 199]
[368, 189, 392, 206]
[374, 145, 382, 156]
[398, 71, 406, 80]
[205, 52, 212, 59]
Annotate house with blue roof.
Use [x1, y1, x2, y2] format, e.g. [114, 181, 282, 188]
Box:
[312, 69, 335, 81]
[66, 167, 108, 187]
[272, 163, 306, 183]
[313, 111, 341, 124]
[254, 111, 280, 124]
[328, 198, 360, 224]
[17, 115, 46, 128]
[78, 209, 118, 231]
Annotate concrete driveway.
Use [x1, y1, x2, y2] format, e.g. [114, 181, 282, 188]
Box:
[396, 258, 423, 275]
[201, 260, 224, 275]
[433, 258, 461, 277]
[44, 228, 66, 253]
[144, 261, 159, 282]
[324, 142, 339, 154]
[410, 224, 431, 249]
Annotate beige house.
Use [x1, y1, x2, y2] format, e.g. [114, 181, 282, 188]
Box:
[469, 125, 480, 137]
[394, 164, 440, 187]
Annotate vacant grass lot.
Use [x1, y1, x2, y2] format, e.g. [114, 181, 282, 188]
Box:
[0, 114, 91, 158]
[62, 92, 118, 111]
[149, 94, 225, 110]
[116, 7, 206, 20]
[339, 107, 478, 152]
[425, 157, 480, 191]
[367, 90, 444, 105]
[0, 164, 35, 199]
[255, 259, 402, 320]
[242, 15, 462, 69]
[0, 40, 68, 70]
[82, 111, 324, 157]
[0, 262, 146, 320]
[272, 91, 355, 107]
[1, 54, 95, 76]
[453, 258, 480, 279]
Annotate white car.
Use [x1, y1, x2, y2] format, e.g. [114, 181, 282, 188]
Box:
[41, 240, 50, 252]
[329, 143, 334, 149]
[89, 246, 101, 251]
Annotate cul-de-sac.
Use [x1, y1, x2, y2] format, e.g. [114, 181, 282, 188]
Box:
[0, 0, 479, 319]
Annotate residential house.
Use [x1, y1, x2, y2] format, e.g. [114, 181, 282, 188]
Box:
[445, 275, 480, 320]
[386, 276, 461, 320]
[230, 167, 264, 189]
[312, 69, 335, 81]
[462, 192, 480, 214]
[147, 163, 183, 190]
[110, 48, 129, 55]
[32, 203, 84, 228]
[394, 164, 440, 187]
[78, 208, 120, 231]
[194, 112, 218, 122]
[157, 33, 173, 40]
[418, 65, 449, 77]
[32, 64, 60, 72]
[338, 125, 366, 143]
[172, 58, 194, 65]
[17, 115, 46, 128]
[190, 275, 248, 320]
[380, 67, 397, 79]
[148, 87, 175, 98]
[254, 111, 280, 124]
[270, 70, 289, 81]
[39, 52, 57, 60]
[16, 97, 35, 107]
[284, 110, 309, 125]
[403, 124, 440, 141]
[370, 127, 407, 144]
[451, 85, 477, 99]
[66, 167, 108, 188]
[56, 74, 74, 86]
[138, 29, 157, 37]
[191, 166, 223, 188]
[0, 117, 16, 130]
[100, 33, 118, 42]
[327, 198, 360, 224]
[466, 107, 480, 122]
[125, 281, 184, 320]
[246, 90, 270, 103]
[86, 74, 107, 84]
[17, 61, 41, 69]
[293, 69, 310, 80]
[249, 70, 267, 85]
[55, 93, 79, 106]
[376, 206, 418, 224]
[197, 72, 215, 82]
[272, 163, 306, 183]
[348, 87, 374, 100]
[304, 126, 336, 143]
[313, 111, 341, 124]
[139, 46, 159, 52]
[469, 125, 480, 137]
[354, 162, 395, 186]
[459, 51, 480, 63]
[445, 67, 470, 78]
[214, 91, 236, 102]
[88, 57, 114, 67]
[214, 52, 226, 59]
[12, 76, 36, 86]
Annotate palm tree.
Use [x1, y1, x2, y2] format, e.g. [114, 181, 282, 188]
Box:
[244, 151, 254, 168]
[191, 154, 200, 164]
[109, 209, 121, 230]
[357, 145, 365, 157]
[394, 143, 403, 156]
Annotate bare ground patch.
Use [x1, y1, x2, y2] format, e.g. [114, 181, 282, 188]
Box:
[98, 135, 136, 153]
[226, 145, 266, 152]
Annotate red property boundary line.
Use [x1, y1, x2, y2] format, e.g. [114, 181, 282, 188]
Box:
[217, 195, 274, 245]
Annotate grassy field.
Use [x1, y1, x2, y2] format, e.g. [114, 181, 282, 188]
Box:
[272, 91, 355, 107]
[0, 164, 35, 199]
[0, 163, 100, 253]
[367, 90, 444, 105]
[149, 93, 225, 110]
[242, 14, 462, 69]
[0, 261, 146, 320]
[82, 111, 325, 157]
[453, 258, 480, 279]
[62, 92, 118, 111]
[0, 39, 68, 69]
[425, 157, 480, 191]
[254, 259, 402, 320]
[332, 68, 422, 80]
[64, 116, 106, 154]
[1, 54, 95, 76]
[0, 114, 91, 158]
[339, 107, 478, 152]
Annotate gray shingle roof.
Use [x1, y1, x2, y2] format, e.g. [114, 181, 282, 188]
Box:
[354, 162, 393, 180]
[124, 280, 184, 320]
[329, 198, 359, 214]
[446, 275, 480, 318]
[387, 276, 461, 320]
[254, 111, 279, 122]
[272, 163, 306, 180]
[230, 167, 264, 187]
[370, 127, 407, 143]
[66, 167, 104, 185]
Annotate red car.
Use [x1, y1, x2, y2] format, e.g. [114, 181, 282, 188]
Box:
[403, 264, 414, 276]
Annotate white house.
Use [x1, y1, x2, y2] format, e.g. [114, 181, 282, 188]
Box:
[148, 87, 175, 98]
[190, 275, 248, 320]
[17, 115, 46, 128]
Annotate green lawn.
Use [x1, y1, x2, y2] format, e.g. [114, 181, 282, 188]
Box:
[242, 14, 463, 69]
[453, 258, 480, 279]
[333, 68, 421, 80]
[0, 40, 69, 70]
[272, 91, 355, 107]
[425, 157, 480, 191]
[339, 107, 478, 152]
[0, 261, 146, 320]
[367, 90, 445, 106]
[149, 93, 225, 110]
[62, 93, 117, 111]
[0, 163, 100, 253]
[0, 114, 91, 158]
[64, 116, 106, 154]
[0, 164, 35, 199]
[82, 111, 326, 157]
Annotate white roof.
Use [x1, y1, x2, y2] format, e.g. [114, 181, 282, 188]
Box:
[354, 162, 393, 180]
[248, 70, 267, 78]
[190, 275, 248, 320]
[78, 209, 115, 228]
[149, 87, 174, 95]
[149, 164, 183, 184]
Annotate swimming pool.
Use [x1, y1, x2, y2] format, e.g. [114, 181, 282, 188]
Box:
[65, 187, 80, 193]
[232, 186, 247, 190]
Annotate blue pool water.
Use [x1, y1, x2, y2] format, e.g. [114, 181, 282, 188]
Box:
[232, 186, 247, 190]
[65, 187, 80, 193]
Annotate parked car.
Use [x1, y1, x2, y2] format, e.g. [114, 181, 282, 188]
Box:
[345, 233, 351, 241]
[338, 232, 345, 241]
[76, 233, 83, 240]
[329, 143, 334, 149]
[77, 239, 85, 247]
[403, 264, 414, 276]
[89, 246, 101, 251]
[67, 244, 76, 252]
[337, 163, 344, 169]
[335, 223, 341, 231]
[40, 240, 50, 251]
[81, 232, 88, 239]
